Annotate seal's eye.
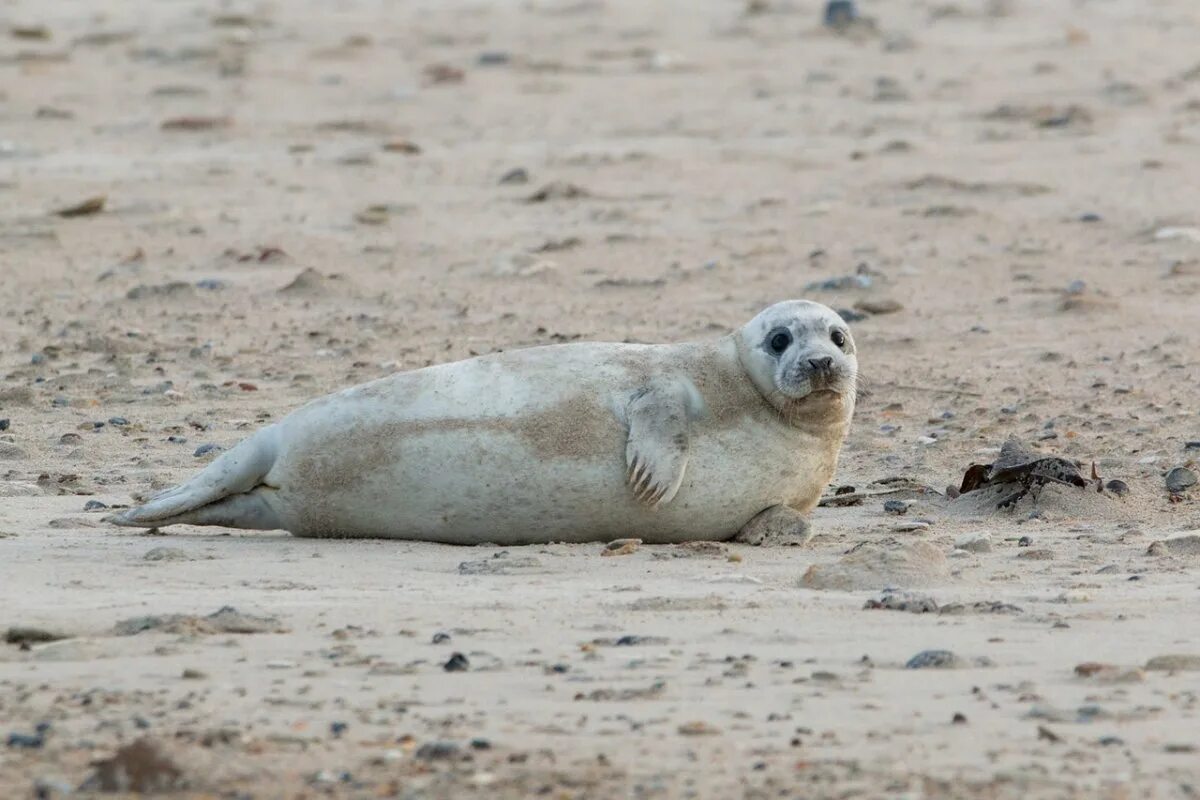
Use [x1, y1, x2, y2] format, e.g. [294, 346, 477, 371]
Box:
[768, 329, 792, 355]
[831, 329, 847, 349]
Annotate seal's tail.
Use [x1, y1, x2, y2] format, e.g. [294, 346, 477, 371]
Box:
[106, 427, 281, 530]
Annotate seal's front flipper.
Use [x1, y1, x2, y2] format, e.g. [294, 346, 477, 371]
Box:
[623, 381, 698, 507]
[734, 505, 812, 546]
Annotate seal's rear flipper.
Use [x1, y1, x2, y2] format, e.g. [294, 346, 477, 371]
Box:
[118, 489, 282, 531]
[106, 427, 280, 529]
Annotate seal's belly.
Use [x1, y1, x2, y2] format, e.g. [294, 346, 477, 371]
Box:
[272, 415, 810, 544]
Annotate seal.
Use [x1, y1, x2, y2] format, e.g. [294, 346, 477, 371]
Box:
[108, 300, 858, 545]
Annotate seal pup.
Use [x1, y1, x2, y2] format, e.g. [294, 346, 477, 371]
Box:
[108, 300, 857, 545]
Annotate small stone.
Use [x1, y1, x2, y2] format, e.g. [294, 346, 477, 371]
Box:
[854, 298, 903, 315]
[108, 416, 129, 426]
[166, 435, 187, 445]
[883, 499, 909, 515]
[1165, 467, 1197, 494]
[83, 500, 108, 511]
[382, 139, 421, 154]
[181, 668, 207, 680]
[444, 652, 469, 672]
[432, 632, 451, 644]
[330, 721, 348, 738]
[823, 0, 857, 28]
[893, 521, 930, 533]
[5, 627, 66, 645]
[677, 721, 720, 736]
[477, 51, 510, 66]
[469, 737, 491, 750]
[0, 419, 8, 431]
[905, 650, 964, 669]
[1144, 654, 1200, 672]
[954, 532, 992, 553]
[416, 741, 461, 761]
[1017, 548, 1054, 560]
[863, 591, 938, 613]
[266, 660, 296, 670]
[1104, 479, 1129, 497]
[1184, 441, 1200, 452]
[1017, 536, 1033, 547]
[1074, 662, 1112, 677]
[602, 538, 641, 556]
[7, 732, 45, 749]
[951, 712, 968, 724]
[499, 167, 529, 185]
[193, 443, 223, 458]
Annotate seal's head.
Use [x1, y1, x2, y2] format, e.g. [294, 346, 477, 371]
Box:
[736, 300, 858, 423]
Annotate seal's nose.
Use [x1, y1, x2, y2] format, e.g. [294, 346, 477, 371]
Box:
[809, 357, 833, 372]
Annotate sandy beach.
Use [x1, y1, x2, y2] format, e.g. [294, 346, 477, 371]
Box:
[2, 0, 1200, 796]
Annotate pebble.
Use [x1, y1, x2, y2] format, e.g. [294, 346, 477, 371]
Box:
[193, 443, 223, 458]
[498, 167, 529, 185]
[330, 721, 348, 738]
[905, 650, 965, 669]
[1165, 467, 1197, 494]
[1017, 536, 1033, 547]
[1017, 548, 1055, 560]
[415, 741, 461, 760]
[863, 591, 938, 614]
[855, 299, 903, 315]
[1144, 654, 1200, 672]
[181, 668, 207, 680]
[477, 51, 510, 66]
[823, 0, 858, 28]
[1185, 441, 1200, 451]
[7, 731, 46, 749]
[83, 500, 108, 511]
[0, 419, 8, 431]
[893, 521, 930, 533]
[1104, 479, 1129, 497]
[432, 632, 451, 644]
[602, 538, 642, 556]
[108, 416, 129, 426]
[954, 532, 992, 553]
[883, 499, 909, 515]
[266, 660, 296, 670]
[443, 652, 470, 672]
[167, 435, 188, 444]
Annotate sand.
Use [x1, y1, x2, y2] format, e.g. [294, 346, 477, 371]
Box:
[2, 0, 1200, 796]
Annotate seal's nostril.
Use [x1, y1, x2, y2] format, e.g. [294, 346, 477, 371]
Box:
[809, 357, 833, 371]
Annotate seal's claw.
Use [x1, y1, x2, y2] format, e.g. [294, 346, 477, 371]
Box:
[623, 381, 694, 508]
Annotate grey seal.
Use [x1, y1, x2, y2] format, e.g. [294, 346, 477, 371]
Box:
[108, 300, 858, 545]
